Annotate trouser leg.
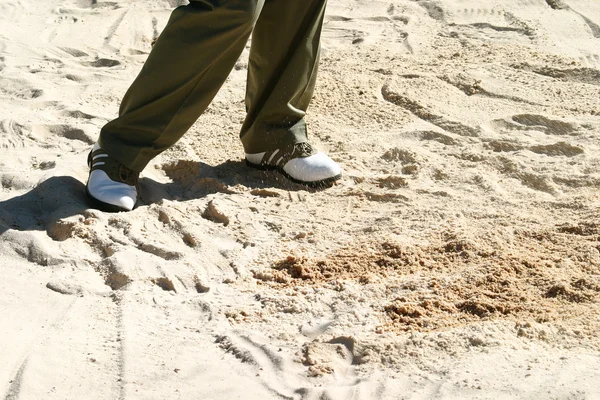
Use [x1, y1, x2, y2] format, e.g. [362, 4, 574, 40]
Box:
[99, 0, 262, 172]
[240, 0, 328, 154]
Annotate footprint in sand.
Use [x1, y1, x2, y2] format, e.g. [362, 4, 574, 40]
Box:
[516, 114, 577, 135]
[0, 120, 30, 149]
[0, 77, 44, 100]
[59, 47, 89, 58]
[32, 124, 95, 145]
[529, 141, 584, 157]
[61, 109, 98, 120]
[421, 1, 536, 42]
[515, 64, 600, 86]
[416, 1, 445, 21]
[452, 6, 509, 26]
[217, 332, 367, 396]
[302, 338, 358, 377]
[486, 114, 580, 137]
[324, 9, 411, 49]
[485, 138, 584, 157]
[483, 113, 590, 194]
[381, 85, 480, 137]
[83, 58, 122, 68]
[324, 15, 368, 46]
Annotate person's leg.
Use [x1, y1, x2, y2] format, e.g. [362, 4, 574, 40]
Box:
[241, 0, 341, 185]
[88, 0, 263, 211]
[100, 0, 262, 173]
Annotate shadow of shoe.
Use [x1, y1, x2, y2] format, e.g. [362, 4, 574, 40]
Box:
[138, 159, 330, 206]
[0, 176, 89, 235]
[0, 159, 334, 234]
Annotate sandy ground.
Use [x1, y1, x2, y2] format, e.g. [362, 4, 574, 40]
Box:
[1, 0, 600, 398]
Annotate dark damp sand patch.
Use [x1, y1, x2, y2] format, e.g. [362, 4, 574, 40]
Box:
[253, 228, 600, 342]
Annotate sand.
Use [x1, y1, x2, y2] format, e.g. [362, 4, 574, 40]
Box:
[1, 0, 600, 398]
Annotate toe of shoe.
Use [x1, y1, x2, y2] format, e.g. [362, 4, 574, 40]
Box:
[87, 170, 138, 211]
[283, 152, 342, 183]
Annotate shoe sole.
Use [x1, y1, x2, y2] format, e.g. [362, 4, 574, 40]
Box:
[85, 186, 137, 213]
[246, 160, 342, 188]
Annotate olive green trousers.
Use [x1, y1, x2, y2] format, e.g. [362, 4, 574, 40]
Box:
[98, 0, 328, 172]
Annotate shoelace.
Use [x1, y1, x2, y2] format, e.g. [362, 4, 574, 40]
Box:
[295, 142, 314, 156]
[119, 164, 137, 184]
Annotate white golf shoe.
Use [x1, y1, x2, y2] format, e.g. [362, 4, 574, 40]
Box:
[86, 143, 139, 212]
[245, 142, 342, 186]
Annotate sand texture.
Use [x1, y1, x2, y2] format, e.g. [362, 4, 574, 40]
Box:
[1, 0, 600, 398]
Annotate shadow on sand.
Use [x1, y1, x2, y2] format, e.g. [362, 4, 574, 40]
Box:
[0, 159, 326, 235]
